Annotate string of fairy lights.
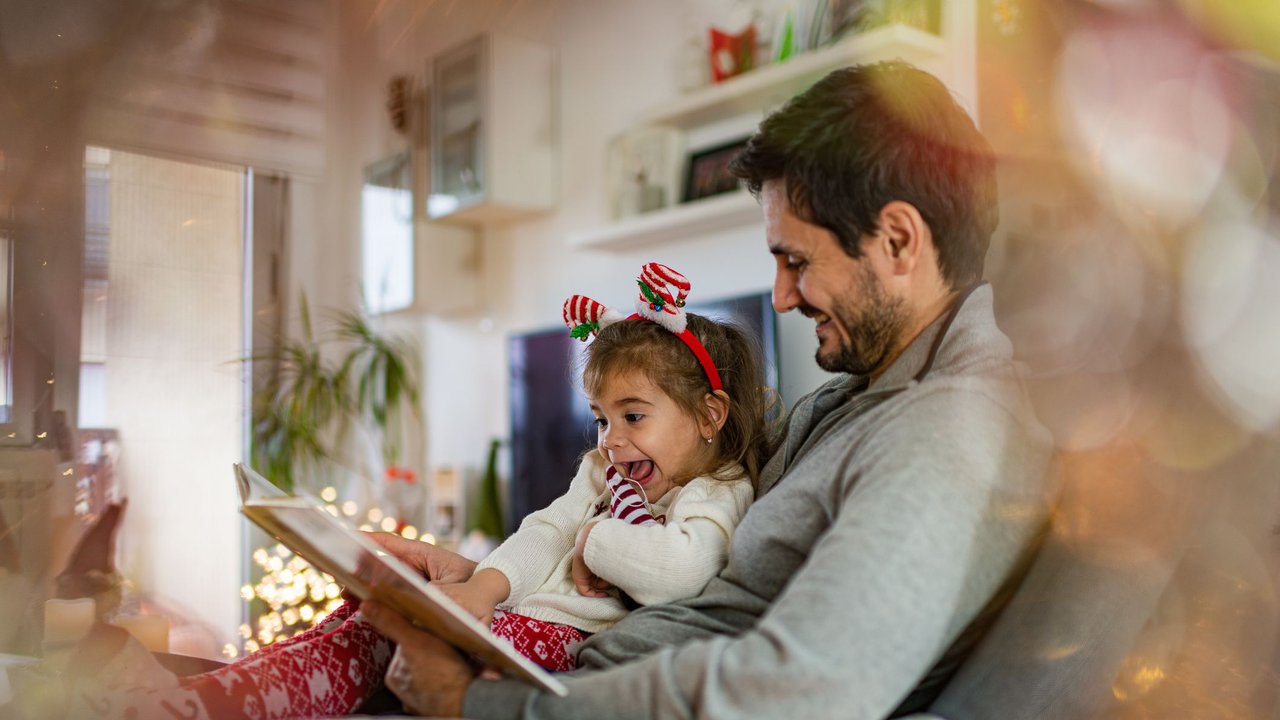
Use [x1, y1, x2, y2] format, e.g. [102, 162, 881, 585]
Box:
[231, 485, 435, 657]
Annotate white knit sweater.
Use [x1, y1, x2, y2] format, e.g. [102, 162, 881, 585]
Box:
[476, 452, 753, 634]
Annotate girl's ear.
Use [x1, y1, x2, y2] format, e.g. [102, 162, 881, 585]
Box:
[700, 390, 731, 437]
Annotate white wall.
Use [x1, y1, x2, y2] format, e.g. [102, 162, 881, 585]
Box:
[320, 0, 978, 509]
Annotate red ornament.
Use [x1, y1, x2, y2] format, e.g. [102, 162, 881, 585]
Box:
[708, 25, 756, 83]
[384, 465, 417, 484]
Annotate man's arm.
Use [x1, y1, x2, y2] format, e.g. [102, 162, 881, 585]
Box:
[463, 390, 1051, 719]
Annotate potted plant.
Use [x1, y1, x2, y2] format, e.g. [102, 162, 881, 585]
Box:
[249, 295, 421, 493]
[239, 296, 421, 650]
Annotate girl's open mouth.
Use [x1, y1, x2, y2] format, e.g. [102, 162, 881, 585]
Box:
[625, 459, 655, 484]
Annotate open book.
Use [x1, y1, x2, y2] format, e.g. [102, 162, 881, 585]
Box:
[234, 463, 569, 697]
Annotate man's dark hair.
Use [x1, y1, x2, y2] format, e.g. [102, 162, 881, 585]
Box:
[729, 61, 998, 289]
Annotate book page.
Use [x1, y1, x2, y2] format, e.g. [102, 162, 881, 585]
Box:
[234, 464, 568, 697]
[235, 460, 286, 504]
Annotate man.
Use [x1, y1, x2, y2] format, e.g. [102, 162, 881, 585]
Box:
[363, 60, 1054, 719]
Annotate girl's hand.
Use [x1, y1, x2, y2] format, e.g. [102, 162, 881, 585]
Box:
[434, 568, 511, 626]
[572, 521, 614, 598]
[435, 582, 496, 625]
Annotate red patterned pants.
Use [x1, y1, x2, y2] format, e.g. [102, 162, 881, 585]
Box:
[66, 604, 590, 718]
[489, 609, 591, 672]
[66, 601, 394, 719]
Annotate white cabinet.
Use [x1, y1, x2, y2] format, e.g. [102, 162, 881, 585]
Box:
[428, 34, 556, 224]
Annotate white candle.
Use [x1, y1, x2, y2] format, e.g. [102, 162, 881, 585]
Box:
[113, 614, 170, 654]
[43, 598, 96, 646]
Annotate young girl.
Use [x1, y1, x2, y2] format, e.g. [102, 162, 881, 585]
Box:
[440, 262, 769, 671]
[57, 263, 769, 719]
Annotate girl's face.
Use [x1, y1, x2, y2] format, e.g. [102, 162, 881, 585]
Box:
[590, 369, 711, 503]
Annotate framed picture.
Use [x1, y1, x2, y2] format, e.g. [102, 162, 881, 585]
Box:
[682, 138, 749, 203]
[606, 126, 685, 220]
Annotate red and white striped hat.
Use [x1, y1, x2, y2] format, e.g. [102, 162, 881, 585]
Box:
[562, 294, 626, 340]
[633, 262, 691, 333]
[561, 263, 722, 391]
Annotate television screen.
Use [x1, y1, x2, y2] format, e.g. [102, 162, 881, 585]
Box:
[506, 292, 777, 534]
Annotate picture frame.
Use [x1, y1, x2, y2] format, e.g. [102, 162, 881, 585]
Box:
[606, 126, 685, 220]
[682, 137, 750, 203]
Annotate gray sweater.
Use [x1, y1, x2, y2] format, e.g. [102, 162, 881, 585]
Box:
[464, 285, 1054, 720]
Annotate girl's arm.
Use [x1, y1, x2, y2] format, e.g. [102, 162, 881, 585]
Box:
[435, 568, 511, 624]
[582, 476, 753, 605]
[474, 454, 607, 605]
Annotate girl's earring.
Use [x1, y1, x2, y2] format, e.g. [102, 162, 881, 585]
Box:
[704, 436, 713, 444]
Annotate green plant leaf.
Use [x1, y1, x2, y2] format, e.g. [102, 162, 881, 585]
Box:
[245, 293, 421, 490]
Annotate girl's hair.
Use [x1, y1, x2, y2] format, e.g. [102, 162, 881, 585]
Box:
[582, 313, 770, 487]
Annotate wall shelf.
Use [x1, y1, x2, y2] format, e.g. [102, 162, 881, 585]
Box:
[645, 24, 946, 129]
[573, 23, 945, 251]
[569, 190, 760, 250]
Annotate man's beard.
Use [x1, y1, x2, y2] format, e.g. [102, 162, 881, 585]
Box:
[816, 265, 910, 376]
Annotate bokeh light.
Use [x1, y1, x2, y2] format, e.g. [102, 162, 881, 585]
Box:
[1182, 214, 1280, 430]
[1176, 0, 1280, 62]
[1056, 16, 1237, 231]
[242, 494, 425, 651]
[983, 2, 1280, 714]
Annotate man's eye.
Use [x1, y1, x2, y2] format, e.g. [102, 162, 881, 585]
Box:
[786, 255, 805, 270]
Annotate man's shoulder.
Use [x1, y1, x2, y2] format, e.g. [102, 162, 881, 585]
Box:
[879, 365, 1037, 436]
[791, 373, 860, 406]
[848, 372, 1051, 480]
[911, 359, 1037, 426]
[795, 362, 1041, 464]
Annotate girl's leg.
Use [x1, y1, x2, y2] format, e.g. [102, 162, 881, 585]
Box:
[225, 600, 357, 665]
[182, 609, 393, 718]
[65, 608, 393, 719]
[489, 610, 590, 672]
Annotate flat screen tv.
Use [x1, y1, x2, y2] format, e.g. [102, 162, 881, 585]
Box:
[505, 292, 778, 534]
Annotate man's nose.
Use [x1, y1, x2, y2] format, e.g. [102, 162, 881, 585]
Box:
[773, 269, 800, 314]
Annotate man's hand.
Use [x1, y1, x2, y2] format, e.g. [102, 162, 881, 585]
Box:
[362, 600, 475, 717]
[571, 521, 613, 598]
[366, 532, 477, 584]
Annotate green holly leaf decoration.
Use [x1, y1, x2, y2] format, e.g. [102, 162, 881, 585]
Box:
[637, 280, 665, 309]
[570, 322, 598, 341]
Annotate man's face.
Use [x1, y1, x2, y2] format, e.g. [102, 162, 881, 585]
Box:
[762, 180, 909, 376]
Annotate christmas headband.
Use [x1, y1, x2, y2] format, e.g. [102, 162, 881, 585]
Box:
[563, 262, 724, 392]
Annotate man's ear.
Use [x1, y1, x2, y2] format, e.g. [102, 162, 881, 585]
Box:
[700, 390, 731, 437]
[874, 201, 930, 275]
